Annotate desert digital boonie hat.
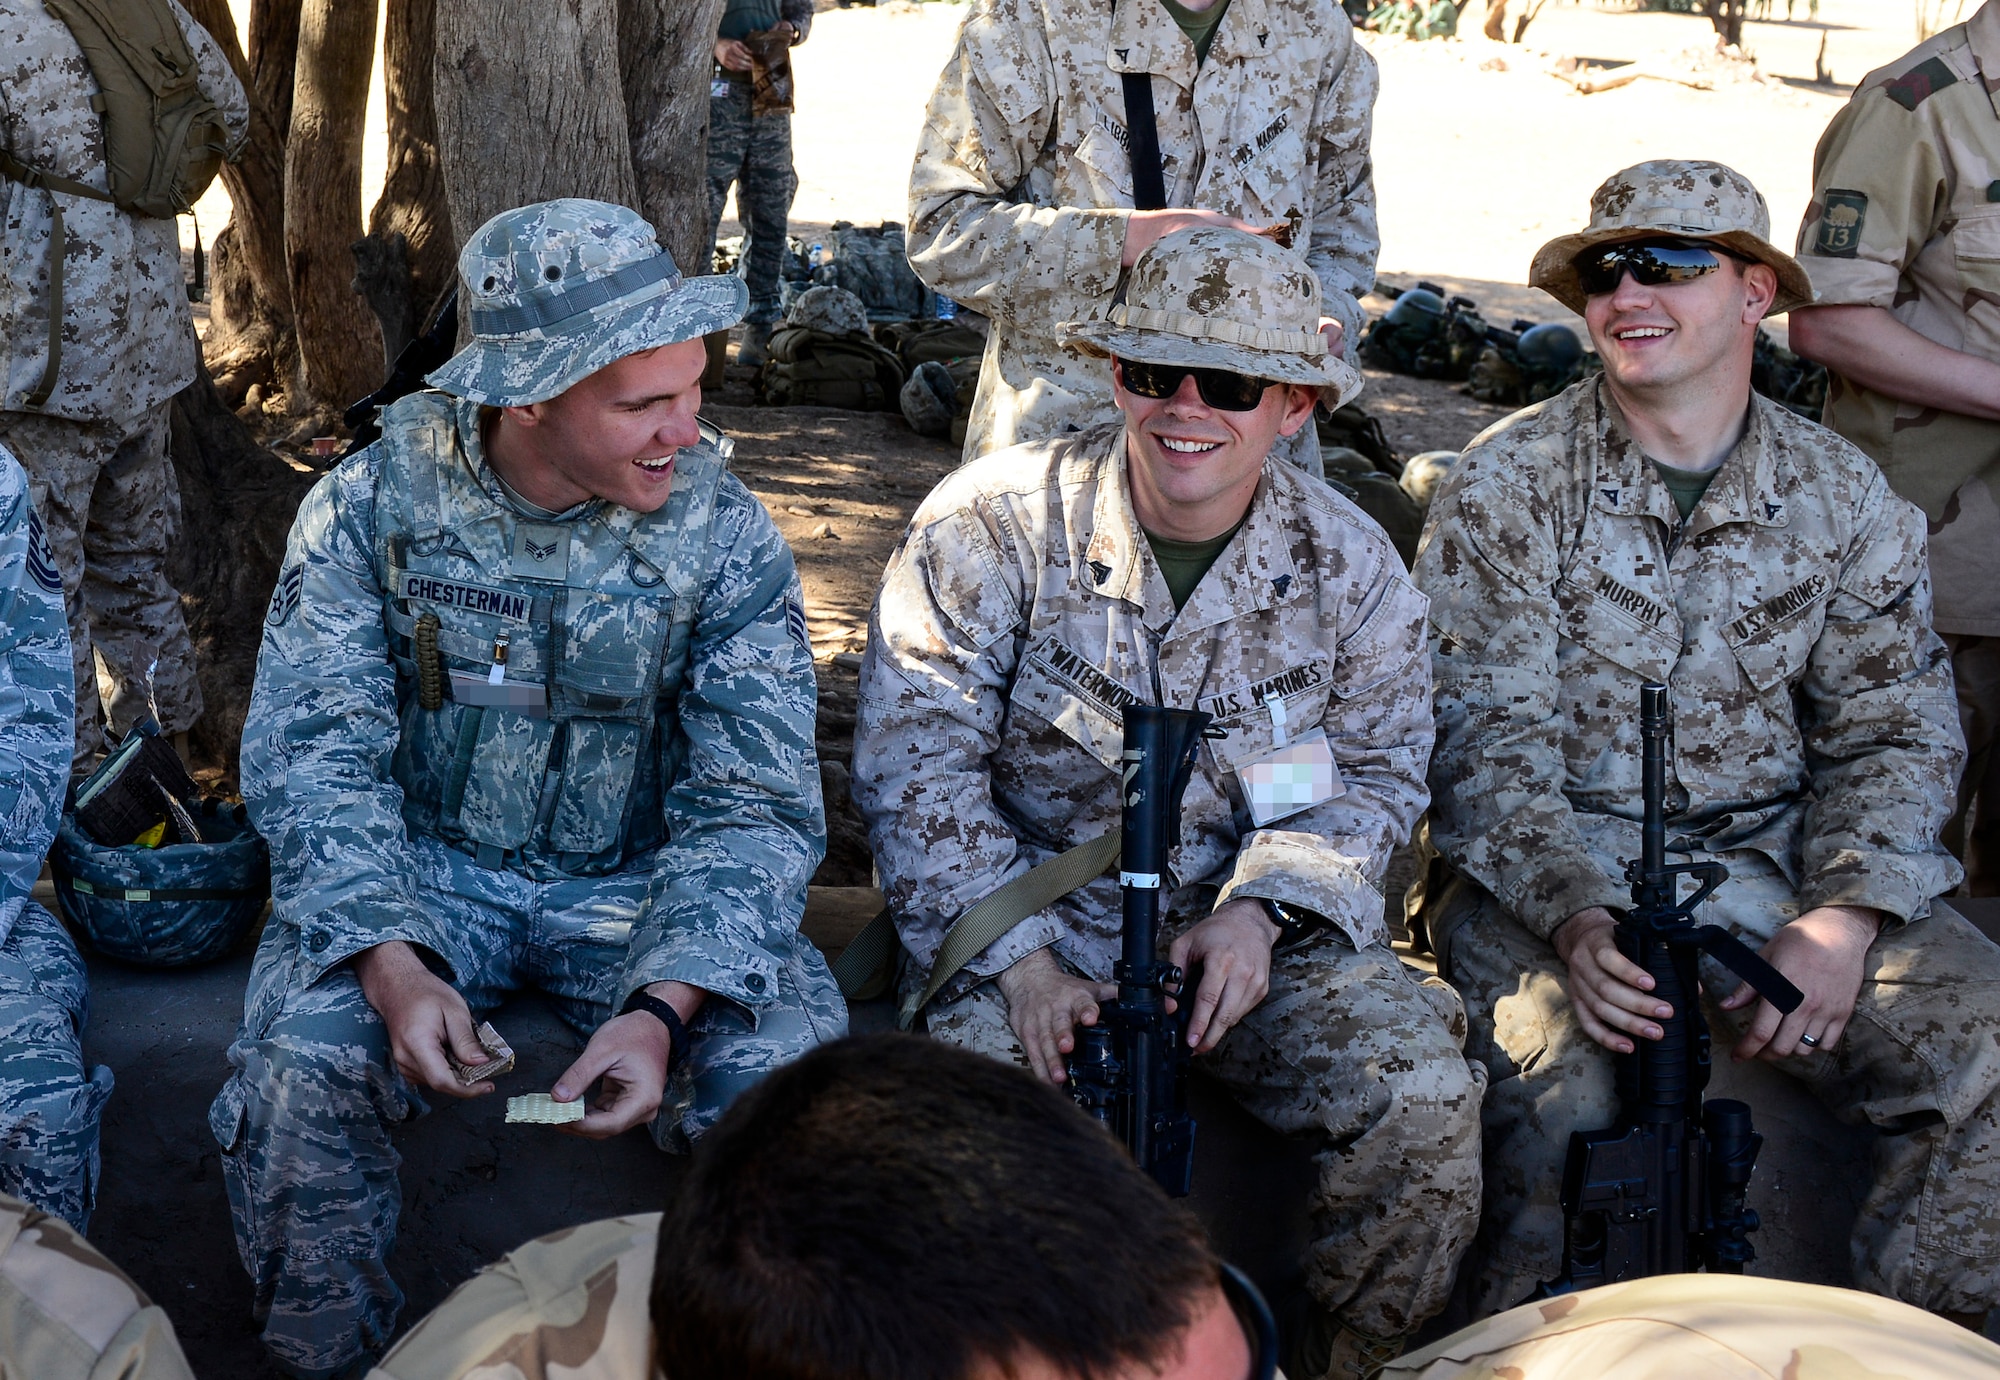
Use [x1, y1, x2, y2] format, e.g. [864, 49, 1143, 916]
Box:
[1529, 160, 1815, 316]
[427, 198, 748, 407]
[1058, 227, 1365, 408]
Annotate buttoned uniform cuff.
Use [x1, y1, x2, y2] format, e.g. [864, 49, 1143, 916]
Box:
[1800, 850, 1958, 932]
[1501, 848, 1631, 944]
[1797, 256, 1901, 310]
[1216, 830, 1389, 952]
[293, 901, 449, 988]
[1322, 287, 1367, 357]
[621, 928, 783, 1020]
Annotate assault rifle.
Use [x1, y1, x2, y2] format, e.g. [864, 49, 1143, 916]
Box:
[1066, 704, 1214, 1198]
[1537, 683, 1804, 1297]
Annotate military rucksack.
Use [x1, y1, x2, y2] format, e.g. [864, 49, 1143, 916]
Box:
[821, 221, 932, 322]
[760, 326, 907, 410]
[0, 0, 230, 406]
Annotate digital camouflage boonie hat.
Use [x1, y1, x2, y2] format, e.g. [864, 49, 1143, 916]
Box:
[1059, 227, 1365, 408]
[427, 198, 748, 407]
[1529, 160, 1816, 316]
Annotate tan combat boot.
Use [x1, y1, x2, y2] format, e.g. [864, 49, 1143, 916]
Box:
[1286, 1307, 1406, 1380]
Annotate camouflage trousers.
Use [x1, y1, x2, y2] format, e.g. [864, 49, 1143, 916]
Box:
[706, 80, 797, 326]
[1434, 849, 2000, 1318]
[208, 836, 847, 1380]
[0, 404, 201, 766]
[925, 940, 1486, 1337]
[0, 902, 114, 1234]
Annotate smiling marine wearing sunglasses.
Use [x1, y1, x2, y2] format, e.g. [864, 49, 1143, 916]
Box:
[1414, 160, 2000, 1327]
[852, 225, 1486, 1379]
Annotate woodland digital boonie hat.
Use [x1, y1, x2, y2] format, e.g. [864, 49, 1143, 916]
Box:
[427, 198, 747, 407]
[1529, 160, 1815, 316]
[1059, 227, 1365, 408]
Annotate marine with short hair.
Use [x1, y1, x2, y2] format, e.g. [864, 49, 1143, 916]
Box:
[367, 1034, 1272, 1380]
[905, 0, 1380, 478]
[854, 227, 1483, 1379]
[1416, 160, 2000, 1324]
[209, 198, 846, 1380]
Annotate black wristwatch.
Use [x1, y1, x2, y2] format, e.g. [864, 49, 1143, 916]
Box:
[1260, 897, 1331, 953]
[620, 988, 690, 1075]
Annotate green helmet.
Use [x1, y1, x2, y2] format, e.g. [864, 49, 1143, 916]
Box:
[1382, 287, 1447, 331]
[1516, 323, 1584, 375]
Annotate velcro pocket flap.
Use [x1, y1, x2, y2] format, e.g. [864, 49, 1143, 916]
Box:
[457, 712, 557, 851]
[549, 719, 644, 855]
[1555, 572, 1678, 683]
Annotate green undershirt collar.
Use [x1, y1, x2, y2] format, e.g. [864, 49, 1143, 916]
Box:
[1145, 515, 1247, 610]
[1157, 0, 1232, 64]
[1651, 459, 1719, 521]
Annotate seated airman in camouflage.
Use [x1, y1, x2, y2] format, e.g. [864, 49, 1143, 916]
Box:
[209, 199, 846, 1380]
[0, 446, 113, 1234]
[1415, 162, 2000, 1325]
[852, 227, 1485, 1380]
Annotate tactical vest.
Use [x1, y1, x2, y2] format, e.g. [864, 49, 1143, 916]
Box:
[370, 393, 730, 877]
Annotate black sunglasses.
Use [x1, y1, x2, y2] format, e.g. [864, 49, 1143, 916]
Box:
[1573, 239, 1747, 297]
[1117, 357, 1275, 412]
[1220, 1262, 1281, 1380]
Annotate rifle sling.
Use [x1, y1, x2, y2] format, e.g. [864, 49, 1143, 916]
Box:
[829, 830, 1122, 1025]
[0, 149, 117, 411]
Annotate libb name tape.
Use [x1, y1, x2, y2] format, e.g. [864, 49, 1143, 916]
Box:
[506, 1094, 585, 1125]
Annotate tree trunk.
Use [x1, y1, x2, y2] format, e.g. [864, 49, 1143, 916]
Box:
[434, 0, 639, 276]
[286, 0, 383, 413]
[360, 0, 455, 368]
[182, 0, 299, 405]
[166, 368, 316, 781]
[619, 0, 727, 273]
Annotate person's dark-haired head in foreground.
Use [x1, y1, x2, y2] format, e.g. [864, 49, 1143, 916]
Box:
[652, 1032, 1250, 1380]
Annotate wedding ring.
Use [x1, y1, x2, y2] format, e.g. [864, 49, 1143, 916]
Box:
[1798, 1032, 1821, 1049]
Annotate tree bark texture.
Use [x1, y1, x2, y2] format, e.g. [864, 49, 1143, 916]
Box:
[286, 0, 383, 411]
[166, 369, 315, 781]
[619, 0, 727, 273]
[360, 0, 454, 366]
[183, 0, 299, 403]
[434, 0, 639, 269]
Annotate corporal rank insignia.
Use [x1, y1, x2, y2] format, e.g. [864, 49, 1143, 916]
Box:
[23, 509, 60, 593]
[785, 595, 810, 650]
[266, 563, 304, 627]
[1815, 190, 1868, 258]
[1883, 56, 1957, 111]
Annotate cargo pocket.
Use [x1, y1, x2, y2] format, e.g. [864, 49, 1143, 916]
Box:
[209, 1076, 249, 1153]
[456, 712, 557, 852]
[549, 719, 645, 854]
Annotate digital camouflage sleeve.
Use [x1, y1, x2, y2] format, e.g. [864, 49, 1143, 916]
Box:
[0, 448, 69, 948]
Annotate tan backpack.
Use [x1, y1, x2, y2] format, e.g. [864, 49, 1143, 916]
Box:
[0, 0, 230, 406]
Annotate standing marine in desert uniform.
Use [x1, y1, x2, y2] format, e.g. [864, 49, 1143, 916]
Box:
[210, 200, 845, 1379]
[905, 0, 1379, 477]
[1417, 161, 2000, 1327]
[854, 228, 1482, 1379]
[1790, 0, 2000, 895]
[0, 0, 246, 764]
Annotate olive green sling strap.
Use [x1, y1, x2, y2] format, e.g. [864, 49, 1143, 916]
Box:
[830, 829, 1122, 1030]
